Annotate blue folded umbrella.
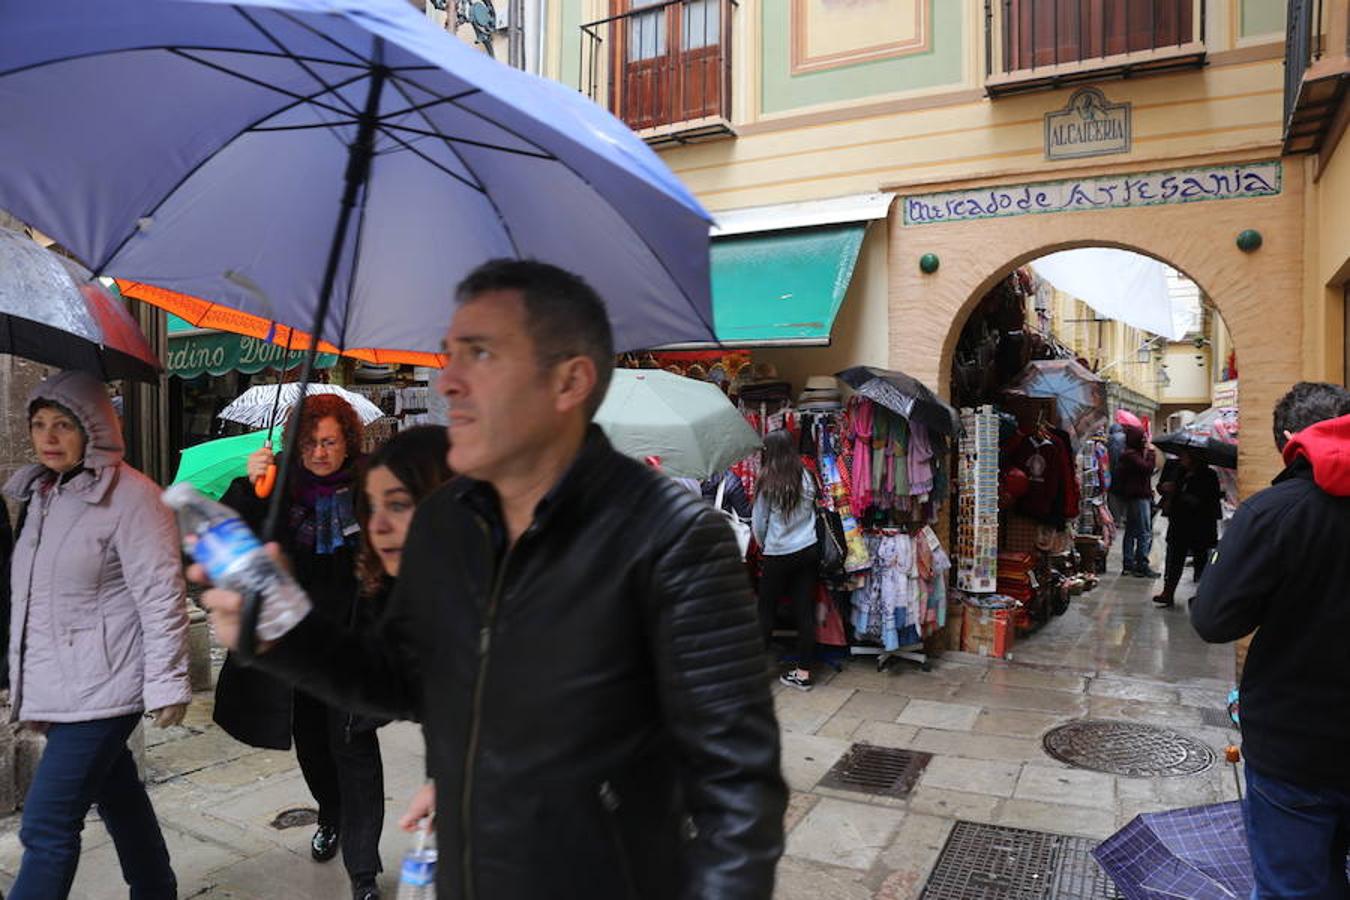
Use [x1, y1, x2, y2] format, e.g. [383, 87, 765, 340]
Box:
[1094, 802, 1254, 899]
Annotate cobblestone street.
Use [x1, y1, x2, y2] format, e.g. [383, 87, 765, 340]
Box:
[0, 557, 1241, 899]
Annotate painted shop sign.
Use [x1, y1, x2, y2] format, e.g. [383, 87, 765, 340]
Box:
[902, 161, 1281, 226]
[1044, 87, 1131, 160]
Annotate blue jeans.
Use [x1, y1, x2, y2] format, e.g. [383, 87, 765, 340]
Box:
[1245, 764, 1350, 899]
[10, 714, 176, 900]
[1122, 498, 1153, 572]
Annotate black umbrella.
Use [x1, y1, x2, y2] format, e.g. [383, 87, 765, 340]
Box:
[836, 366, 958, 435]
[1154, 431, 1238, 470]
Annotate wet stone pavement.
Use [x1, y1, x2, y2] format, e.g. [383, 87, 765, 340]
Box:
[0, 554, 1242, 898]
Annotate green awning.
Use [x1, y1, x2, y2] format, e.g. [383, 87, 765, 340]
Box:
[707, 223, 867, 347]
[167, 315, 339, 378]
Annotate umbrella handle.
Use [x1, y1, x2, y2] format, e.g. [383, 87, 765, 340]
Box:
[253, 438, 277, 499]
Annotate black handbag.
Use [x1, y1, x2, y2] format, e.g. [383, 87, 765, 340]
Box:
[815, 508, 845, 576]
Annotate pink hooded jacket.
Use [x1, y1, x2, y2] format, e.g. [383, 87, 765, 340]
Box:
[4, 371, 190, 723]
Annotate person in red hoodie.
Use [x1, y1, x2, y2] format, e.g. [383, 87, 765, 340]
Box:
[1191, 381, 1350, 899]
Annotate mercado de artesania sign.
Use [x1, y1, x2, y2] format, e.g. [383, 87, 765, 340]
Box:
[902, 160, 1281, 227]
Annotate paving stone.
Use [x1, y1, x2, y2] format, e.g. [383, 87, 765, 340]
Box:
[919, 660, 989, 684]
[815, 714, 863, 740]
[908, 728, 1045, 764]
[774, 686, 855, 735]
[877, 676, 962, 702]
[184, 750, 302, 792]
[784, 791, 819, 834]
[876, 811, 953, 890]
[995, 799, 1119, 839]
[199, 845, 366, 900]
[836, 691, 909, 723]
[771, 855, 872, 900]
[144, 731, 256, 784]
[972, 708, 1067, 739]
[1086, 696, 1204, 728]
[851, 721, 919, 749]
[896, 699, 980, 732]
[784, 797, 902, 870]
[1087, 677, 1181, 704]
[983, 666, 1089, 694]
[952, 683, 1089, 715]
[918, 756, 1020, 798]
[68, 820, 248, 900]
[779, 732, 851, 792]
[1013, 764, 1116, 809]
[905, 786, 1001, 823]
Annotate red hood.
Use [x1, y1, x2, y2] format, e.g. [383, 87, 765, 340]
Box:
[1283, 414, 1350, 496]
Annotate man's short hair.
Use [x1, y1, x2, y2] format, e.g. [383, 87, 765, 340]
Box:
[455, 260, 615, 418]
[1272, 381, 1350, 450]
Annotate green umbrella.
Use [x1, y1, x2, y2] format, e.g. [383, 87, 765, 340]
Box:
[595, 369, 762, 479]
[172, 430, 281, 500]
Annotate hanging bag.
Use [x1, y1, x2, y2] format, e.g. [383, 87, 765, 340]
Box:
[815, 508, 845, 576]
[714, 476, 752, 561]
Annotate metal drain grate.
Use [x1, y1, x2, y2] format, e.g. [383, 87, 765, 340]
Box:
[921, 821, 1122, 899]
[269, 807, 319, 830]
[816, 743, 931, 798]
[1043, 720, 1216, 777]
[1199, 707, 1236, 729]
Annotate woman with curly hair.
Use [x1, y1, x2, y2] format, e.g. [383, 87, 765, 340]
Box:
[214, 393, 382, 897]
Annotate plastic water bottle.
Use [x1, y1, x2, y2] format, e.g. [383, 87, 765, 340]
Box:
[162, 483, 312, 640]
[396, 825, 437, 899]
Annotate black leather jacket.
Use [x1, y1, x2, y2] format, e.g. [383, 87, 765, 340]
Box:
[261, 428, 786, 899]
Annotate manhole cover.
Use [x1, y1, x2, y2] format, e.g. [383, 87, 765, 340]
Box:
[921, 821, 1121, 899]
[817, 743, 931, 798]
[1199, 707, 1236, 729]
[1043, 720, 1216, 777]
[270, 807, 319, 830]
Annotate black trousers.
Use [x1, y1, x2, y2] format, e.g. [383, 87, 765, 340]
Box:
[1161, 534, 1213, 599]
[292, 690, 385, 879]
[758, 545, 820, 666]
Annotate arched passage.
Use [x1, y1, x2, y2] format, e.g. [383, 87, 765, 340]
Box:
[887, 168, 1305, 497]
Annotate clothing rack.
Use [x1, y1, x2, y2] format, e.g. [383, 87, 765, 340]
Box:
[848, 640, 929, 673]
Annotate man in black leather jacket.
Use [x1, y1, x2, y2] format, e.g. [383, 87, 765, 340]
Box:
[203, 260, 787, 899]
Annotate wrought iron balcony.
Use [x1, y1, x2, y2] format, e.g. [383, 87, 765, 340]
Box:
[580, 0, 736, 146]
[1283, 0, 1349, 154]
[986, 0, 1206, 97]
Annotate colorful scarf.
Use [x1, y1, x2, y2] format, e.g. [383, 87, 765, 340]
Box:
[289, 464, 360, 555]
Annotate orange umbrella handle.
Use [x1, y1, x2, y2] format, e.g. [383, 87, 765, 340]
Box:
[255, 463, 278, 498]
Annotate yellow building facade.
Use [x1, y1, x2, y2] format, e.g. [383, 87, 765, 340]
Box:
[543, 0, 1348, 498]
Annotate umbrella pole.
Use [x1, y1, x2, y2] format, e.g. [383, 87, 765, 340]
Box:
[238, 43, 385, 660]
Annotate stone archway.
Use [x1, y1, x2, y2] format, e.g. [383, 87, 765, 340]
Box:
[887, 161, 1305, 498]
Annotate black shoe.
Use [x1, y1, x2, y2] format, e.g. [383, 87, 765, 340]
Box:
[779, 670, 813, 691]
[311, 824, 340, 862]
[352, 875, 380, 900]
[1136, 567, 1162, 579]
[1152, 594, 1175, 607]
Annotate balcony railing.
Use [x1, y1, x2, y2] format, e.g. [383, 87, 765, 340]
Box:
[580, 0, 735, 145]
[1283, 0, 1350, 154]
[986, 0, 1206, 96]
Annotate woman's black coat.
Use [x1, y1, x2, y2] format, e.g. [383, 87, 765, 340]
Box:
[212, 474, 359, 750]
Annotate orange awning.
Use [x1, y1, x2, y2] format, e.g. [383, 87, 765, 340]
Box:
[118, 280, 446, 368]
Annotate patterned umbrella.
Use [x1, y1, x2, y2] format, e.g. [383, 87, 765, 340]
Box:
[835, 366, 958, 435]
[1004, 359, 1107, 444]
[220, 383, 385, 431]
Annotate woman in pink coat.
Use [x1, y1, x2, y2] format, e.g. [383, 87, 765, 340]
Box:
[4, 370, 190, 900]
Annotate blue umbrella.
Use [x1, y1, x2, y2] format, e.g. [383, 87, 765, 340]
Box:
[0, 0, 715, 655]
[0, 0, 713, 358]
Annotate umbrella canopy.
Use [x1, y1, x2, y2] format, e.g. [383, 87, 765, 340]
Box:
[220, 383, 385, 430]
[0, 228, 159, 382]
[1153, 430, 1238, 469]
[172, 430, 279, 500]
[835, 366, 958, 436]
[595, 369, 762, 480]
[1094, 802, 1254, 900]
[1004, 359, 1107, 443]
[1115, 408, 1144, 430]
[0, 0, 714, 357]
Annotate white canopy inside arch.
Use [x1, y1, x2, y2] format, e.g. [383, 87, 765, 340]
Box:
[1030, 249, 1187, 341]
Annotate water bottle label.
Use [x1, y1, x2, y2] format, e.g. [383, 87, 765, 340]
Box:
[194, 518, 263, 581]
[400, 857, 435, 887]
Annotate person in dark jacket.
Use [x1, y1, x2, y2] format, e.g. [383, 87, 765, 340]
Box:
[1191, 381, 1350, 899]
[1111, 425, 1159, 578]
[200, 260, 786, 900]
[1152, 449, 1222, 608]
[337, 426, 453, 900]
[216, 394, 366, 879]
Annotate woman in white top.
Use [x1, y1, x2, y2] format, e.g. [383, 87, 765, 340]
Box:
[751, 430, 821, 691]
